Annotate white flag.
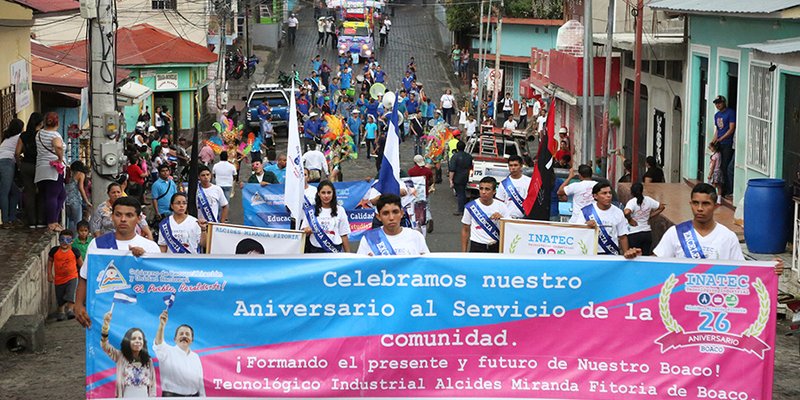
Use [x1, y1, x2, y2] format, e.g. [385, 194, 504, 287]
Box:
[285, 81, 305, 227]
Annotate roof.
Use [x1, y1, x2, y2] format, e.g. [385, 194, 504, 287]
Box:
[481, 17, 563, 26]
[52, 24, 217, 66]
[472, 53, 530, 64]
[12, 0, 79, 13]
[31, 42, 128, 89]
[740, 37, 800, 54]
[649, 0, 800, 14]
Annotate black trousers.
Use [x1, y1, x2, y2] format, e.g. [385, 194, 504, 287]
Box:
[470, 240, 499, 253]
[288, 27, 296, 45]
[317, 31, 325, 45]
[627, 231, 653, 255]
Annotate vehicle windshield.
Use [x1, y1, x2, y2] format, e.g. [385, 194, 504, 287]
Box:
[344, 27, 370, 36]
[249, 92, 287, 108]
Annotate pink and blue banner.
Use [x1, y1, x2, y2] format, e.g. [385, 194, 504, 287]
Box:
[85, 252, 777, 399]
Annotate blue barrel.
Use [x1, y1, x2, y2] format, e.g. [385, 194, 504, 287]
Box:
[744, 178, 790, 253]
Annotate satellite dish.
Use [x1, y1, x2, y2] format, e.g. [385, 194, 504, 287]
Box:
[370, 83, 386, 99]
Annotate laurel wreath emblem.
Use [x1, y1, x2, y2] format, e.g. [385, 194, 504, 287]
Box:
[743, 278, 770, 337]
[659, 274, 684, 333]
[578, 240, 588, 255]
[510, 235, 521, 254]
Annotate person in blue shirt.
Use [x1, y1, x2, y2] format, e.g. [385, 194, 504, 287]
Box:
[406, 93, 419, 115]
[150, 164, 177, 221]
[711, 95, 736, 197]
[486, 98, 495, 119]
[347, 109, 363, 155]
[297, 92, 311, 116]
[341, 68, 352, 90]
[265, 154, 287, 183]
[303, 113, 321, 152]
[424, 97, 435, 126]
[374, 65, 386, 84]
[365, 97, 379, 120]
[401, 71, 414, 92]
[364, 115, 378, 158]
[311, 55, 321, 74]
[328, 77, 340, 95]
[316, 90, 327, 108]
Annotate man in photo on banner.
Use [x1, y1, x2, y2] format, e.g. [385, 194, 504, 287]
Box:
[624, 183, 785, 275]
[581, 182, 629, 256]
[461, 177, 509, 253]
[357, 194, 429, 256]
[154, 310, 205, 397]
[496, 155, 530, 219]
[73, 197, 161, 328]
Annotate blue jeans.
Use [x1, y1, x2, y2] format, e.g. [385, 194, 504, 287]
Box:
[0, 158, 19, 224]
[221, 186, 232, 200]
[454, 182, 467, 213]
[65, 200, 82, 232]
[414, 135, 424, 156]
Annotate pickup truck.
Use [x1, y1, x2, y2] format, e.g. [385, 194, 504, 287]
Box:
[464, 129, 528, 198]
[245, 84, 290, 132]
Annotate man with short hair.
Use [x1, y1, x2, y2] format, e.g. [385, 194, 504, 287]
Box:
[73, 197, 161, 328]
[197, 165, 229, 223]
[711, 95, 735, 197]
[302, 149, 328, 182]
[357, 194, 429, 256]
[502, 92, 514, 121]
[151, 164, 177, 222]
[154, 310, 205, 397]
[462, 177, 509, 253]
[503, 116, 518, 132]
[582, 182, 629, 255]
[449, 141, 473, 215]
[246, 160, 278, 186]
[558, 164, 597, 224]
[212, 151, 237, 199]
[496, 155, 531, 218]
[464, 114, 478, 138]
[265, 154, 287, 183]
[303, 113, 321, 152]
[287, 13, 298, 46]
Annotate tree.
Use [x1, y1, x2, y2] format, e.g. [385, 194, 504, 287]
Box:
[445, 2, 480, 32]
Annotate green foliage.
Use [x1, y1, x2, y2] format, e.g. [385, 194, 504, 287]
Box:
[445, 2, 479, 32]
[445, 0, 564, 33]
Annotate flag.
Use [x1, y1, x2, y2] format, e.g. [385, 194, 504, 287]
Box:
[376, 97, 401, 195]
[163, 294, 175, 309]
[523, 99, 556, 220]
[112, 291, 138, 305]
[285, 81, 306, 227]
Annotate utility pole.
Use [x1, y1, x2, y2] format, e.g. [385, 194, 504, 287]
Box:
[86, 0, 121, 207]
[581, 0, 591, 165]
[631, 0, 644, 182]
[587, 0, 595, 168]
[217, 0, 231, 108]
[601, 0, 615, 177]
[477, 0, 493, 123]
[476, 0, 484, 121]
[491, 0, 504, 126]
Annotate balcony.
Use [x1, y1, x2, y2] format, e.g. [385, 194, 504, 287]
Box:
[529, 47, 620, 97]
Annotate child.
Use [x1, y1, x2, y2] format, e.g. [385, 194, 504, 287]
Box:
[72, 220, 93, 261]
[47, 230, 82, 321]
[708, 142, 723, 204]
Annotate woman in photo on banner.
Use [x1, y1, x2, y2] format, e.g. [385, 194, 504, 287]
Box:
[158, 192, 206, 254]
[100, 311, 157, 397]
[300, 180, 352, 253]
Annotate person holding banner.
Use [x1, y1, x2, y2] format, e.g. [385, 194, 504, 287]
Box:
[244, 159, 278, 186]
[158, 193, 204, 254]
[300, 181, 352, 253]
[100, 312, 156, 397]
[75, 197, 161, 329]
[357, 194, 429, 256]
[496, 155, 531, 219]
[461, 177, 509, 253]
[197, 165, 228, 223]
[558, 164, 597, 224]
[154, 310, 205, 397]
[582, 182, 629, 255]
[623, 183, 785, 275]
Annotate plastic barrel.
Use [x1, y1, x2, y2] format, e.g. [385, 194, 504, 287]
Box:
[744, 178, 789, 253]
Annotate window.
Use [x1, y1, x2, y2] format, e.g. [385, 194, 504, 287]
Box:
[653, 60, 666, 77]
[641, 60, 650, 74]
[0, 85, 16, 132]
[746, 65, 773, 173]
[667, 60, 683, 82]
[624, 51, 634, 68]
[152, 0, 175, 10]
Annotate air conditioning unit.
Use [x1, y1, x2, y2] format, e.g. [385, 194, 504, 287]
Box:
[80, 0, 98, 19]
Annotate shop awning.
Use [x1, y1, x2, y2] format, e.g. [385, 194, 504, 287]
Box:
[117, 81, 152, 106]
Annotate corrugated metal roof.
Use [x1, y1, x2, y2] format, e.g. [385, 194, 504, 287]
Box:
[740, 37, 800, 54]
[13, 0, 79, 14]
[649, 0, 800, 14]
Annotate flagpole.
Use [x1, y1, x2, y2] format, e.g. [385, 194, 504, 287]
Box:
[285, 81, 306, 229]
[109, 302, 115, 314]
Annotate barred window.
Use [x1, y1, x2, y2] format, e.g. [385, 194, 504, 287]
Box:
[746, 65, 772, 173]
[152, 0, 176, 10]
[0, 85, 16, 132]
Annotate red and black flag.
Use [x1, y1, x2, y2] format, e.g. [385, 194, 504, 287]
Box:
[522, 99, 556, 220]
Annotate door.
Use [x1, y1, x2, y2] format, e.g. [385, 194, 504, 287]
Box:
[154, 92, 180, 140]
[783, 75, 800, 192]
[671, 96, 683, 182]
[726, 62, 738, 111]
[696, 59, 708, 180]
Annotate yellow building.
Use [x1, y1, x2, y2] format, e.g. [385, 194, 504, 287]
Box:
[0, 0, 33, 130]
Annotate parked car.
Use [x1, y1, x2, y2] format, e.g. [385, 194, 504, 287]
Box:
[245, 84, 291, 132]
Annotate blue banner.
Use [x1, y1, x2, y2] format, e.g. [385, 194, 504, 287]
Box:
[242, 180, 374, 239]
[84, 253, 777, 399]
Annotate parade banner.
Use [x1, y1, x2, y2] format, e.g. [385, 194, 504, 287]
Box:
[242, 181, 374, 239]
[206, 222, 306, 254]
[85, 253, 777, 399]
[500, 219, 598, 255]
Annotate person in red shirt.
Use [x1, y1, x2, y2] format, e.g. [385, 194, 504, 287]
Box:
[554, 140, 571, 164]
[126, 154, 148, 203]
[48, 229, 82, 321]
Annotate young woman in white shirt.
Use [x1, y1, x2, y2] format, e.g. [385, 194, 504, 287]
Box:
[158, 193, 205, 254]
[624, 182, 665, 255]
[301, 180, 352, 253]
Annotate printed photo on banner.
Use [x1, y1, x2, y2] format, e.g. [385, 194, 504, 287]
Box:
[206, 222, 306, 254]
[500, 219, 598, 255]
[401, 176, 429, 235]
[84, 253, 778, 399]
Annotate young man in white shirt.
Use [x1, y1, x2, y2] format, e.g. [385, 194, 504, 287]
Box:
[154, 310, 205, 397]
[358, 194, 429, 256]
[212, 151, 237, 199]
[496, 155, 531, 218]
[502, 92, 514, 121]
[302, 148, 329, 182]
[465, 114, 478, 138]
[582, 182, 629, 255]
[558, 164, 597, 223]
[536, 108, 547, 133]
[73, 197, 161, 328]
[197, 165, 229, 223]
[502, 116, 517, 132]
[461, 177, 509, 253]
[623, 183, 785, 275]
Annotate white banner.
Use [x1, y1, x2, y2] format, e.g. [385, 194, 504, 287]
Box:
[10, 59, 30, 112]
[500, 219, 598, 255]
[206, 222, 306, 255]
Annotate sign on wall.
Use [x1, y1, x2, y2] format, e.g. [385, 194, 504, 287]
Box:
[653, 108, 666, 167]
[156, 73, 179, 90]
[10, 59, 30, 112]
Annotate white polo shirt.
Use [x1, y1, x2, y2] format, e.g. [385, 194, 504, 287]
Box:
[153, 342, 205, 396]
[462, 199, 508, 244]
